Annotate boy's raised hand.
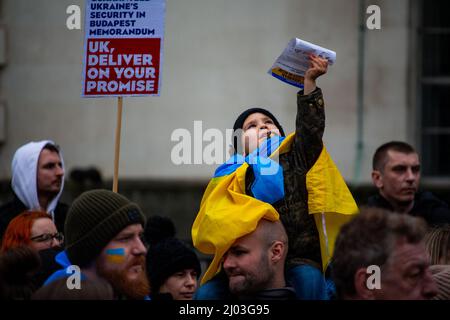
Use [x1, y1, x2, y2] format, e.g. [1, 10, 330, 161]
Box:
[304, 54, 328, 95]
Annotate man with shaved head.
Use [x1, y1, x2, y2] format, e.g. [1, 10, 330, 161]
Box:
[222, 219, 295, 300]
[368, 141, 450, 226]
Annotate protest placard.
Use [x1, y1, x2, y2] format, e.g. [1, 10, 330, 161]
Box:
[82, 0, 166, 97]
[81, 0, 166, 192]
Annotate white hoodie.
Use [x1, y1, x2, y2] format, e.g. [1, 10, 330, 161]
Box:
[11, 140, 65, 220]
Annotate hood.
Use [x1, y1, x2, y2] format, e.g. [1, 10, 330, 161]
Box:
[11, 140, 65, 217]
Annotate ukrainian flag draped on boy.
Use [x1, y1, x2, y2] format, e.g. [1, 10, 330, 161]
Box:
[192, 132, 358, 285]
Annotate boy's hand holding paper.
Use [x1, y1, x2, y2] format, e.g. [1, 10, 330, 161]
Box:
[304, 54, 329, 94]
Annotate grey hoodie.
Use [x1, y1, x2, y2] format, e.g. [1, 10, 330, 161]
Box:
[11, 140, 65, 220]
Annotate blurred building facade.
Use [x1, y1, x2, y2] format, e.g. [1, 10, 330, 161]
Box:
[0, 0, 449, 239]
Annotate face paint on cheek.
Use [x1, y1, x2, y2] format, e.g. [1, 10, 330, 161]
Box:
[106, 248, 126, 264]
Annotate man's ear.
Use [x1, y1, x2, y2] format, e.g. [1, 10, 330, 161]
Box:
[353, 268, 376, 300]
[371, 170, 383, 189]
[269, 241, 285, 263]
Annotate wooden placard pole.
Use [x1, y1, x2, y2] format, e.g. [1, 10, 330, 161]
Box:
[112, 97, 123, 193]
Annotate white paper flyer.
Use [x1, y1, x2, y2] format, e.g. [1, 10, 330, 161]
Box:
[268, 38, 336, 88]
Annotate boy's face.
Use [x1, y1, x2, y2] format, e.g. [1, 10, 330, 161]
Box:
[241, 112, 280, 155]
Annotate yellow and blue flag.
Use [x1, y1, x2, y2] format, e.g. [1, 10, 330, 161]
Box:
[192, 133, 358, 284]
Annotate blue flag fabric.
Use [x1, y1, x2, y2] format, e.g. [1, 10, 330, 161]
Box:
[213, 135, 286, 204]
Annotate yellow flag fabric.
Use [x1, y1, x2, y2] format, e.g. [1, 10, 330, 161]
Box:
[192, 163, 280, 285]
[192, 133, 358, 284]
[306, 146, 359, 270]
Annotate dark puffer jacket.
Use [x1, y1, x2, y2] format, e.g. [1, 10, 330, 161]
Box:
[246, 87, 325, 270]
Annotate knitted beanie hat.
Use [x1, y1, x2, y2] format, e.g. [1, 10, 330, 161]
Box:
[144, 216, 201, 293]
[232, 108, 285, 153]
[65, 189, 146, 267]
[147, 238, 201, 293]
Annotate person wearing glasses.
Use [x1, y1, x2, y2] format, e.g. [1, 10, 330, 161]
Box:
[1, 210, 63, 252]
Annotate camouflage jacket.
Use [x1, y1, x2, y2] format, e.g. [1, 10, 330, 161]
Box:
[246, 87, 325, 270]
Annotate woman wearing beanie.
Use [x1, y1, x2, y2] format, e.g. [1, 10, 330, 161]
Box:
[145, 216, 201, 300]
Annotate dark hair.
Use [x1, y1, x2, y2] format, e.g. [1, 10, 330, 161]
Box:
[42, 143, 60, 153]
[372, 141, 416, 171]
[0, 246, 41, 300]
[331, 207, 427, 299]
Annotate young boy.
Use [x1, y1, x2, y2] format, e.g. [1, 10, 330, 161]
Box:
[194, 55, 357, 300]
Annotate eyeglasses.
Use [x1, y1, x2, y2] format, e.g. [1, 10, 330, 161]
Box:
[30, 232, 64, 243]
